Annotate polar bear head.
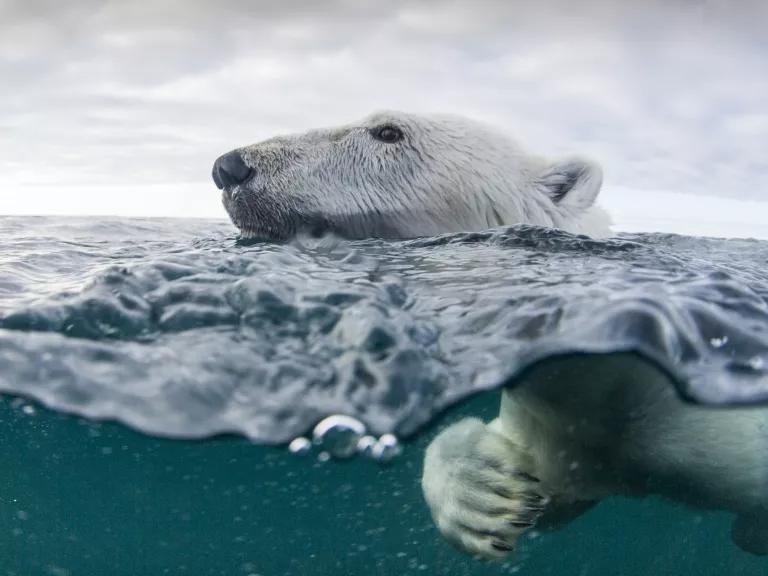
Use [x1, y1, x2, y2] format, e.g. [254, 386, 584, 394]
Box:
[212, 111, 609, 240]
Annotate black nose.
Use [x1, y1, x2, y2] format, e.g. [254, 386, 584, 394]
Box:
[212, 151, 252, 189]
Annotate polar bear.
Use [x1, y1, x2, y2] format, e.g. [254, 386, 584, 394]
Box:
[212, 111, 768, 559]
[212, 110, 610, 240]
[422, 355, 768, 559]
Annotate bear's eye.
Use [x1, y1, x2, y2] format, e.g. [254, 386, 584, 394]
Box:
[371, 124, 404, 144]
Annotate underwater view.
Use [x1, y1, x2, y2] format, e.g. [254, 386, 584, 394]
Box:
[0, 215, 766, 575]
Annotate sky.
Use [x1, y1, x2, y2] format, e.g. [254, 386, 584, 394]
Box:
[1, 0, 766, 235]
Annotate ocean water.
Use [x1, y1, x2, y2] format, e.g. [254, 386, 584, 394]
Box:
[1, 216, 767, 575]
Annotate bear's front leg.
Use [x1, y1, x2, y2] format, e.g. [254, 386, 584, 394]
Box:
[421, 417, 549, 559]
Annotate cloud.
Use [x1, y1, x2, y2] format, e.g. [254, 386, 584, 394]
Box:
[0, 0, 766, 219]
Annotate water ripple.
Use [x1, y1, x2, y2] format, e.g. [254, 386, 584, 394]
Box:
[0, 216, 766, 443]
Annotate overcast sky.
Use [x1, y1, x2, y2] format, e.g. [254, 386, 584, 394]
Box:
[1, 0, 766, 221]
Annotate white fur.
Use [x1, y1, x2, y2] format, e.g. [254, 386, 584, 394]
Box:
[222, 111, 612, 240]
[422, 354, 768, 558]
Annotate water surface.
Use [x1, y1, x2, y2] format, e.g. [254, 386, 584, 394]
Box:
[1, 216, 767, 575]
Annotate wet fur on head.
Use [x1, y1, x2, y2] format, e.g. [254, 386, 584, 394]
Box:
[218, 111, 610, 240]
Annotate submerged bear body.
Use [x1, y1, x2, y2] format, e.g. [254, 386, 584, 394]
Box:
[422, 355, 768, 558]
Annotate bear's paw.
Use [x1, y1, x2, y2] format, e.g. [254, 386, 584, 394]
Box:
[421, 417, 549, 559]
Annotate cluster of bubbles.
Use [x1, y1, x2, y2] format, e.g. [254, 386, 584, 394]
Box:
[288, 415, 402, 463]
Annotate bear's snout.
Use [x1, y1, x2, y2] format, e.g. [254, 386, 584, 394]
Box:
[212, 151, 252, 190]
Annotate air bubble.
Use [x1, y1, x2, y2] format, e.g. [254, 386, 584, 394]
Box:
[356, 435, 377, 457]
[710, 336, 728, 348]
[372, 434, 401, 462]
[293, 416, 403, 462]
[312, 415, 367, 459]
[288, 437, 312, 456]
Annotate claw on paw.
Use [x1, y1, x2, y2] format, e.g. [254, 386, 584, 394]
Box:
[422, 417, 550, 559]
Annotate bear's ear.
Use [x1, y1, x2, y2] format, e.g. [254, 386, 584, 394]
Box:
[537, 158, 603, 210]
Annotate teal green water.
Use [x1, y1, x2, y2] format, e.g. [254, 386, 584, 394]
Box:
[2, 393, 764, 576]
